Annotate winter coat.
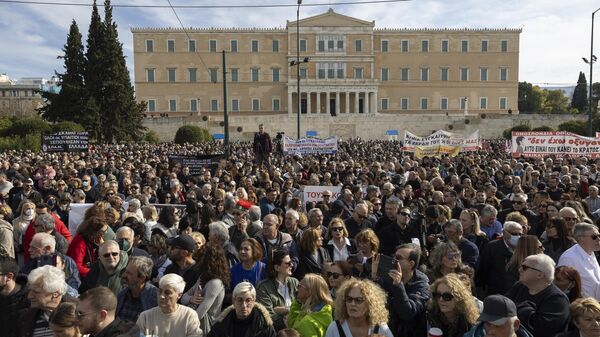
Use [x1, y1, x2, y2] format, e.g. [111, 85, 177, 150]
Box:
[463, 322, 533, 337]
[256, 277, 299, 331]
[79, 250, 129, 294]
[207, 302, 277, 337]
[294, 247, 331, 280]
[0, 219, 14, 258]
[288, 299, 333, 337]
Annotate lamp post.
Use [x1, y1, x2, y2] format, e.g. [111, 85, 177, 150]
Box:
[289, 1, 309, 139]
[584, 8, 600, 137]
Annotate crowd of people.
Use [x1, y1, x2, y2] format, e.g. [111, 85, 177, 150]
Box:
[0, 125, 599, 337]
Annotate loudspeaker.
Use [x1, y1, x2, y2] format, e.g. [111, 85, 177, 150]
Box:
[202, 116, 208, 121]
[481, 113, 487, 119]
[219, 121, 224, 127]
[237, 126, 243, 132]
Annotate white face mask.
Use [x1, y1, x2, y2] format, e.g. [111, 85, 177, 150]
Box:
[24, 209, 34, 216]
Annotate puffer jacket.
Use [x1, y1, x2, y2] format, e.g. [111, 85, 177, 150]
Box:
[0, 219, 14, 258]
[463, 322, 533, 337]
[207, 302, 277, 337]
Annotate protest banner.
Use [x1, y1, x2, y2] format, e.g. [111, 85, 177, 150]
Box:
[511, 131, 600, 158]
[402, 130, 480, 152]
[283, 136, 338, 155]
[41, 132, 89, 152]
[414, 145, 461, 159]
[168, 154, 224, 175]
[303, 186, 342, 206]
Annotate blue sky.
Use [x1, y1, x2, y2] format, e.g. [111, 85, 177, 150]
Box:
[0, 0, 596, 86]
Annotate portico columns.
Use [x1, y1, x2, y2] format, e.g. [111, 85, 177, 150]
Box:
[345, 91, 350, 114]
[326, 92, 330, 115]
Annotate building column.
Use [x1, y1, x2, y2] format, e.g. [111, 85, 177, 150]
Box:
[288, 92, 293, 115]
[364, 91, 369, 114]
[372, 91, 378, 114]
[335, 92, 340, 115]
[354, 92, 359, 113]
[326, 92, 330, 115]
[307, 91, 312, 114]
[316, 91, 320, 114]
[345, 91, 350, 114]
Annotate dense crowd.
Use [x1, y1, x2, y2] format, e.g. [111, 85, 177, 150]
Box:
[0, 125, 599, 337]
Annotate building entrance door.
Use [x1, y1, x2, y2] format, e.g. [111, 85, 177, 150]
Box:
[329, 99, 336, 116]
[301, 99, 307, 114]
[359, 99, 364, 113]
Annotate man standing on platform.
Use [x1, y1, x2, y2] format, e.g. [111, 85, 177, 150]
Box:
[253, 124, 272, 169]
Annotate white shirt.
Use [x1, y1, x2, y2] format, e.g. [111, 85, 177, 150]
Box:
[325, 320, 394, 337]
[557, 244, 600, 299]
[328, 238, 351, 262]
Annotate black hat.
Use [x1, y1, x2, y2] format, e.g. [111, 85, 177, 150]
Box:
[166, 234, 196, 252]
[478, 295, 517, 326]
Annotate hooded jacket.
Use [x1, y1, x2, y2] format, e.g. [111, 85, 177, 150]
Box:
[207, 302, 277, 337]
[287, 299, 333, 337]
[79, 251, 129, 294]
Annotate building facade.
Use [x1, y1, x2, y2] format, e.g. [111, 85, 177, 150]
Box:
[0, 74, 50, 118]
[131, 9, 521, 118]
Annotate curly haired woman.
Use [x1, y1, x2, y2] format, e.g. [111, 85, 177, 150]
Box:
[325, 278, 394, 337]
[426, 273, 479, 337]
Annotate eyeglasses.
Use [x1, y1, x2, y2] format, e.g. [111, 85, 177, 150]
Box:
[356, 214, 367, 219]
[235, 297, 255, 306]
[102, 252, 119, 258]
[512, 201, 525, 204]
[76, 311, 94, 319]
[432, 292, 454, 302]
[580, 234, 600, 241]
[399, 212, 410, 217]
[563, 217, 578, 222]
[326, 272, 342, 279]
[446, 252, 461, 260]
[331, 227, 344, 232]
[521, 264, 543, 273]
[345, 295, 365, 305]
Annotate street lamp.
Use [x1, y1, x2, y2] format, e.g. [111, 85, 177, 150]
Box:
[584, 8, 600, 137]
[289, 0, 310, 139]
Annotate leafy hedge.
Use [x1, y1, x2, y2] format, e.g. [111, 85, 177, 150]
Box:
[0, 117, 85, 151]
[174, 125, 211, 144]
[502, 125, 531, 139]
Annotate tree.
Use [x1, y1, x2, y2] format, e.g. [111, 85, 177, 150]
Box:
[174, 125, 211, 144]
[502, 124, 531, 139]
[558, 120, 587, 135]
[542, 89, 571, 114]
[38, 20, 87, 124]
[97, 0, 146, 142]
[518, 82, 543, 113]
[571, 72, 588, 113]
[83, 0, 104, 140]
[592, 82, 600, 114]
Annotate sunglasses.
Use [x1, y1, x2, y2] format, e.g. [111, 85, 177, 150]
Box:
[331, 227, 344, 233]
[399, 212, 410, 217]
[432, 292, 454, 301]
[581, 234, 600, 241]
[102, 252, 119, 258]
[326, 272, 343, 279]
[521, 264, 543, 273]
[345, 295, 365, 305]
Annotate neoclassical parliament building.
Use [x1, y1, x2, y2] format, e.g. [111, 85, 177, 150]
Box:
[131, 9, 521, 118]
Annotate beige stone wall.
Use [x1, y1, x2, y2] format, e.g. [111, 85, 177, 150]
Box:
[144, 113, 585, 142]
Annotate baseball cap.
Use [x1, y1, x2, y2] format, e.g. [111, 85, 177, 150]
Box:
[166, 234, 196, 252]
[478, 295, 517, 326]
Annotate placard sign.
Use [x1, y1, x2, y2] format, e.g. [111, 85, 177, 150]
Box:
[512, 131, 600, 158]
[283, 136, 338, 155]
[403, 130, 481, 152]
[303, 186, 342, 205]
[42, 132, 89, 152]
[168, 154, 224, 175]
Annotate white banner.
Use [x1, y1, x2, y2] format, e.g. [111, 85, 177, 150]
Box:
[512, 131, 600, 158]
[303, 186, 342, 206]
[283, 136, 338, 155]
[402, 130, 481, 152]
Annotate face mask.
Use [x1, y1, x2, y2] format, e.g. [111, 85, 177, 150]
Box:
[509, 234, 520, 247]
[24, 209, 34, 217]
[118, 239, 131, 252]
[47, 199, 56, 208]
[82, 181, 89, 187]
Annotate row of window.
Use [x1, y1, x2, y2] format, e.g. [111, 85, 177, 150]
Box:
[1, 89, 38, 97]
[145, 37, 509, 53]
[380, 97, 509, 110]
[145, 66, 509, 82]
[380, 67, 509, 82]
[147, 96, 508, 113]
[147, 98, 281, 113]
[145, 68, 281, 83]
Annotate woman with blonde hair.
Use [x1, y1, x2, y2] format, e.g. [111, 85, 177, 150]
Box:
[288, 273, 333, 337]
[556, 297, 600, 337]
[459, 209, 488, 253]
[426, 273, 479, 337]
[504, 234, 544, 286]
[324, 218, 357, 262]
[351, 228, 379, 278]
[325, 279, 394, 337]
[12, 200, 36, 258]
[142, 205, 159, 242]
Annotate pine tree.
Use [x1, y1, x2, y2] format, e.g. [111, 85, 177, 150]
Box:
[38, 20, 87, 124]
[98, 0, 146, 142]
[572, 71, 588, 113]
[82, 0, 104, 141]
